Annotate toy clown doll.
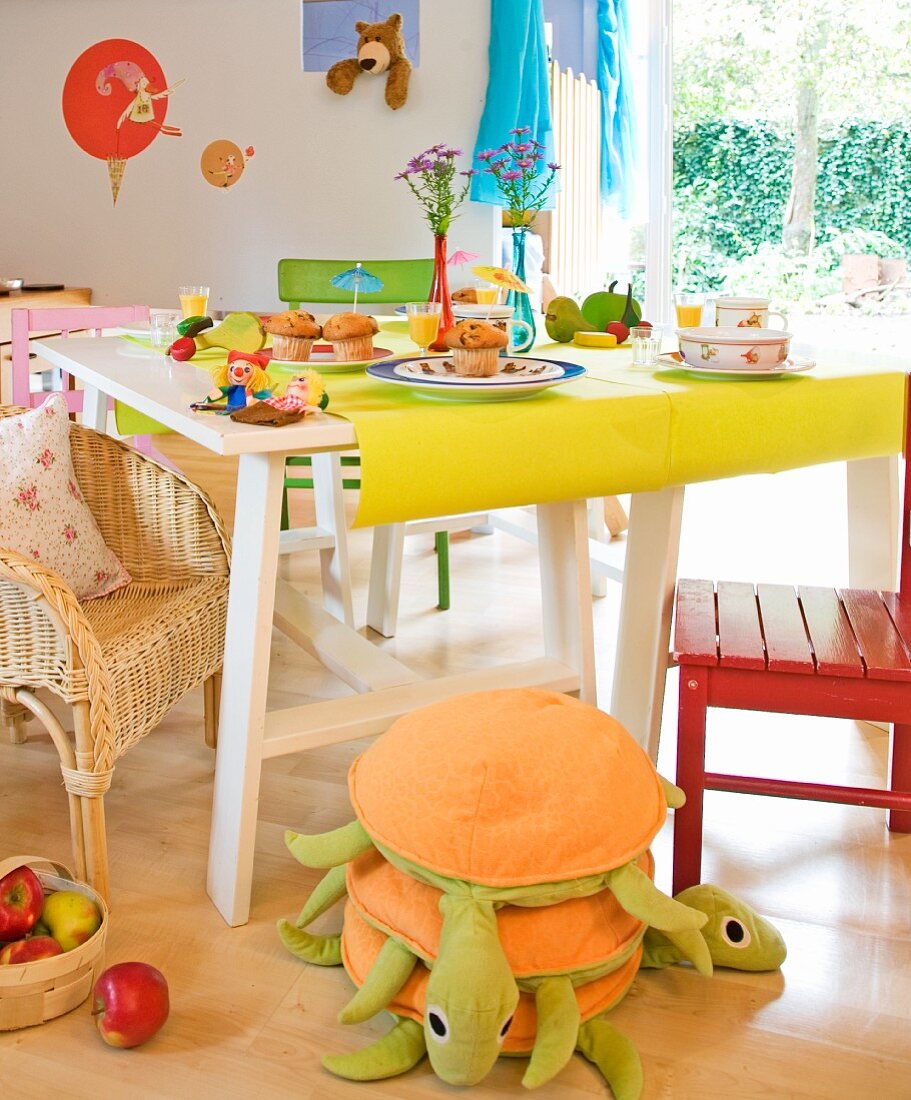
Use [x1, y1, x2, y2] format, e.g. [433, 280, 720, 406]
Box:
[207, 350, 273, 410]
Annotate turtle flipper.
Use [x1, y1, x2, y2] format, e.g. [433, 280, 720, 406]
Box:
[576, 1018, 643, 1100]
[285, 820, 374, 868]
[276, 920, 342, 965]
[293, 863, 348, 929]
[338, 937, 417, 1024]
[656, 927, 713, 977]
[323, 1016, 426, 1081]
[658, 773, 686, 809]
[607, 862, 708, 932]
[522, 975, 581, 1089]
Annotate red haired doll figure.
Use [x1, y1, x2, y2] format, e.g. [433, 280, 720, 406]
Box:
[208, 351, 273, 410]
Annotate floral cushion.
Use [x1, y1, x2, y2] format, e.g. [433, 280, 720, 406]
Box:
[0, 395, 131, 600]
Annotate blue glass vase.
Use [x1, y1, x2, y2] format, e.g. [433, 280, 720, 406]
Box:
[506, 226, 536, 353]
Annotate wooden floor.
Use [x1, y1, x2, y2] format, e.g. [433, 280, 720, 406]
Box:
[2, 436, 910, 1099]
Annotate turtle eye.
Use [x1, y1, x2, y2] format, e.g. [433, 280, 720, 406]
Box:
[721, 917, 751, 949]
[497, 1014, 514, 1043]
[426, 1005, 450, 1044]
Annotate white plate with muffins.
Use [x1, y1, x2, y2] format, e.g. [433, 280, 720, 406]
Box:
[264, 309, 389, 372]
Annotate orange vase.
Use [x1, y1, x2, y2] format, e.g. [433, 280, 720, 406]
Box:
[428, 233, 454, 352]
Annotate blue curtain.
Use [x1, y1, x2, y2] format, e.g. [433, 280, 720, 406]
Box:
[470, 0, 557, 209]
[597, 0, 637, 215]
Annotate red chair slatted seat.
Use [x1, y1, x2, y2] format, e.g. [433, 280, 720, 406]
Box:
[671, 375, 911, 895]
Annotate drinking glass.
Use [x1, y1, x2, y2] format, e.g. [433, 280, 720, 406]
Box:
[630, 325, 661, 368]
[178, 285, 210, 319]
[150, 310, 181, 350]
[405, 302, 442, 355]
[474, 285, 499, 305]
[674, 292, 705, 329]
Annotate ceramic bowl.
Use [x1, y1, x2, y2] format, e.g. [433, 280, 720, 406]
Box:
[677, 326, 792, 370]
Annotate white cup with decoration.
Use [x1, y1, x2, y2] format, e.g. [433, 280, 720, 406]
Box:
[714, 296, 788, 330]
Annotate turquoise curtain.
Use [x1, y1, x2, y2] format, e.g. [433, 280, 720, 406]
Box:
[597, 0, 637, 214]
[470, 0, 557, 209]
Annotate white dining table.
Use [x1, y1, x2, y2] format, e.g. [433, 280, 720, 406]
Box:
[32, 332, 902, 927]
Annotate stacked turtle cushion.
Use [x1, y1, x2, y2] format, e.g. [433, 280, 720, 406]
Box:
[280, 689, 786, 1097]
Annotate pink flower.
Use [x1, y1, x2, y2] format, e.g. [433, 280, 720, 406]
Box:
[63, 524, 78, 542]
[245, 146, 255, 156]
[67, 479, 83, 502]
[516, 159, 534, 169]
[36, 448, 55, 469]
[15, 485, 39, 511]
[95, 569, 108, 583]
[30, 548, 40, 560]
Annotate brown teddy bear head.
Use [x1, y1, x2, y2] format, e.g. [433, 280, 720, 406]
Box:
[354, 13, 406, 75]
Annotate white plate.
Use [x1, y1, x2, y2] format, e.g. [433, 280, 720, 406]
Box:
[268, 344, 394, 374]
[452, 304, 512, 319]
[116, 321, 152, 338]
[367, 356, 585, 401]
[656, 352, 815, 380]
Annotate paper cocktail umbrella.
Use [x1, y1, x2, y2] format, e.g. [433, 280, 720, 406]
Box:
[470, 265, 533, 295]
[330, 263, 384, 312]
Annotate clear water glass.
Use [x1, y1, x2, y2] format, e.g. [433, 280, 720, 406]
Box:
[631, 325, 661, 367]
[150, 311, 180, 350]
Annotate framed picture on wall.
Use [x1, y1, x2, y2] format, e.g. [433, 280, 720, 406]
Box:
[301, 0, 420, 71]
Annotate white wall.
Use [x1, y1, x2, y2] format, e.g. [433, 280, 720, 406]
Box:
[1, 0, 496, 311]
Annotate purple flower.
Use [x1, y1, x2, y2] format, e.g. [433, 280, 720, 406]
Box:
[509, 126, 531, 135]
[429, 143, 446, 152]
[444, 147, 463, 158]
[516, 158, 534, 169]
[500, 169, 523, 181]
[420, 157, 434, 171]
[513, 143, 532, 153]
[531, 139, 545, 149]
[459, 168, 479, 177]
[477, 148, 498, 161]
[393, 171, 408, 180]
[531, 150, 545, 160]
[547, 162, 562, 171]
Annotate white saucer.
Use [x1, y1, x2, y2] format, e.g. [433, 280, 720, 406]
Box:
[655, 352, 816, 380]
[268, 345, 394, 374]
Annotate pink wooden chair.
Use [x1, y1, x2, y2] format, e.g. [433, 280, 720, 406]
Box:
[10, 305, 167, 461]
[671, 374, 911, 895]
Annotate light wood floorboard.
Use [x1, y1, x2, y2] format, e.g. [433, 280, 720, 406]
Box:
[1, 435, 909, 1098]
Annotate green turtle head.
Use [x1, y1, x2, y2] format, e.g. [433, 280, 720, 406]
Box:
[423, 896, 518, 1087]
[676, 885, 787, 971]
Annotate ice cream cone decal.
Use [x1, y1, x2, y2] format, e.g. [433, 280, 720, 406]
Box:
[107, 155, 126, 204]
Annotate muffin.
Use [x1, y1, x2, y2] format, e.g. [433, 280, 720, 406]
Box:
[443, 320, 508, 377]
[323, 312, 379, 362]
[452, 286, 478, 304]
[264, 310, 322, 361]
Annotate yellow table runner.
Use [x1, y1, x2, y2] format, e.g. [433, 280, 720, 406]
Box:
[320, 325, 904, 528]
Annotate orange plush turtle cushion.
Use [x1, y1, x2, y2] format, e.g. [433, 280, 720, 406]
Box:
[341, 902, 642, 1054]
[348, 689, 666, 887]
[346, 848, 653, 978]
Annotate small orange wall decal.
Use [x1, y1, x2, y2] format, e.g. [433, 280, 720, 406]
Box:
[200, 141, 255, 189]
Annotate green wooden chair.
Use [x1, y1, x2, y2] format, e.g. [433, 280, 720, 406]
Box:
[276, 257, 450, 613]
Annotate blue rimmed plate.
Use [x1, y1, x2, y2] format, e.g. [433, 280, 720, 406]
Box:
[366, 356, 586, 401]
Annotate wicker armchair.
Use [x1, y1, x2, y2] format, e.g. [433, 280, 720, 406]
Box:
[0, 407, 230, 900]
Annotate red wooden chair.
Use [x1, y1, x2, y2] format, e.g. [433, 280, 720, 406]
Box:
[671, 375, 911, 895]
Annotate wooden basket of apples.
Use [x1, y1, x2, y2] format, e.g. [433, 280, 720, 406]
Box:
[0, 857, 107, 1031]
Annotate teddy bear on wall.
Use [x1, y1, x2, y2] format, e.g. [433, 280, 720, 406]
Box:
[326, 12, 412, 110]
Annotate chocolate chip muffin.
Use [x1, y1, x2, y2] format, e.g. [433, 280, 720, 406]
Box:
[322, 312, 380, 362]
[264, 310, 322, 361]
[442, 319, 508, 376]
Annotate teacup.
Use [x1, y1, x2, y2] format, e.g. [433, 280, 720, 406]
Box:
[452, 304, 534, 355]
[714, 296, 788, 330]
[677, 326, 792, 370]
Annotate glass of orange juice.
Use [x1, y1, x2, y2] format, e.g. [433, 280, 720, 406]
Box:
[405, 302, 442, 355]
[474, 285, 499, 305]
[178, 284, 210, 318]
[674, 292, 704, 329]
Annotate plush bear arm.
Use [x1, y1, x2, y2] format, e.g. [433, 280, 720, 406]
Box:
[327, 57, 362, 97]
[385, 57, 412, 110]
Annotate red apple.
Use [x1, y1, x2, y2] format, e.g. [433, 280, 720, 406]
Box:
[93, 962, 169, 1049]
[0, 865, 44, 941]
[604, 321, 631, 344]
[0, 936, 63, 964]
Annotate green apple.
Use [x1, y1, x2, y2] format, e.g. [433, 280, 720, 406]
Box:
[41, 889, 102, 951]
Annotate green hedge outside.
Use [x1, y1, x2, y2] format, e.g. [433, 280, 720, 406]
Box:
[673, 119, 911, 290]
